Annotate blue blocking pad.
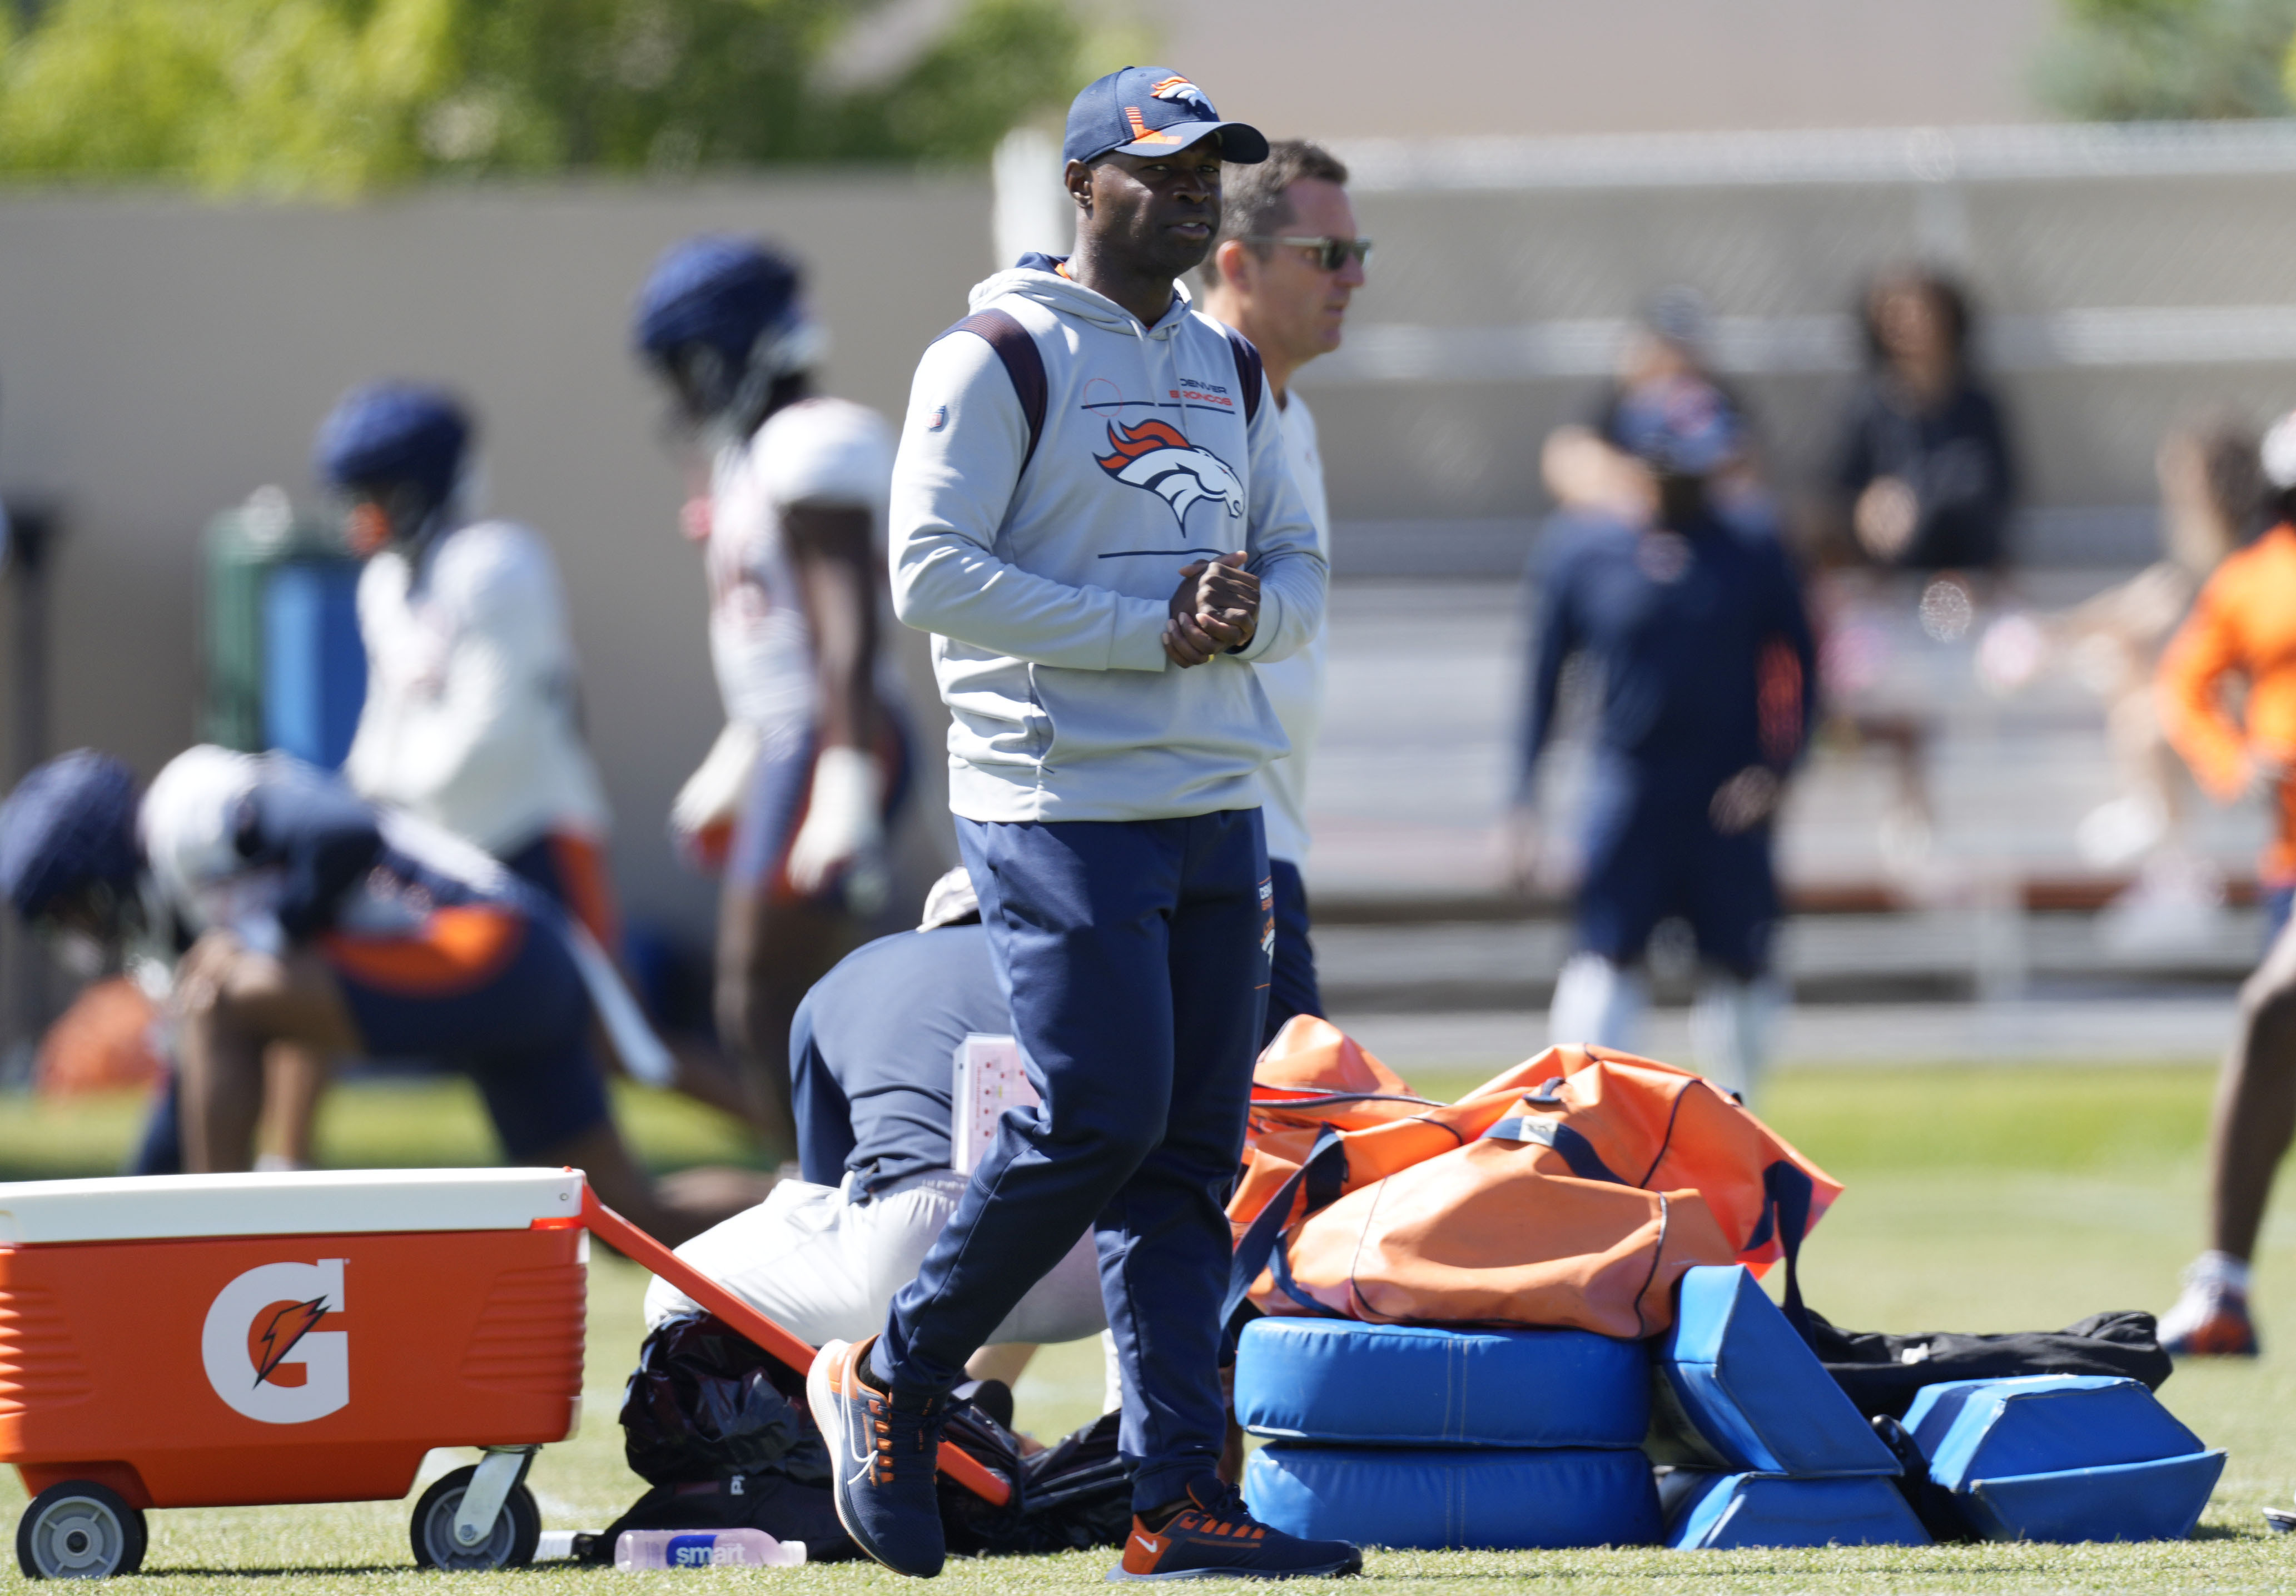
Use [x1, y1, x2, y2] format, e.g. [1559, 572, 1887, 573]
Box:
[1902, 1376, 2205, 1488]
[1964, 1452, 2226, 1544]
[1234, 1317, 1651, 1449]
[1245, 1443, 1661, 1550]
[1663, 1472, 1932, 1550]
[1900, 1375, 2222, 1542]
[1651, 1266, 1899, 1476]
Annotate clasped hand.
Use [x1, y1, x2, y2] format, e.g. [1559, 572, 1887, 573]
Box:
[1164, 551, 1259, 668]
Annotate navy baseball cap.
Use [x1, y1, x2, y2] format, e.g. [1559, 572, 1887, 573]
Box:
[1063, 67, 1269, 167]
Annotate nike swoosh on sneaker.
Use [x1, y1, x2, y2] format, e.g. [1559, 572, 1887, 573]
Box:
[832, 1361, 871, 1465]
[1133, 1534, 1162, 1557]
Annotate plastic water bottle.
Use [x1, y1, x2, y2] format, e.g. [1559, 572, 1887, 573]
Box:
[613, 1529, 806, 1570]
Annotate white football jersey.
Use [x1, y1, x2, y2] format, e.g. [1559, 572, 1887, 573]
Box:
[707, 396, 895, 735]
[344, 519, 610, 856]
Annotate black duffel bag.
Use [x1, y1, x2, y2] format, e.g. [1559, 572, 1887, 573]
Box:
[1807, 1307, 2172, 1420]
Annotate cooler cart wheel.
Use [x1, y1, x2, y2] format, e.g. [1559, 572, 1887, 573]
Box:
[410, 1465, 540, 1572]
[16, 1480, 147, 1580]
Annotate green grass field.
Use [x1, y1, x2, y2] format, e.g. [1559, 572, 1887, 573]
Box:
[5, 1057, 2296, 1592]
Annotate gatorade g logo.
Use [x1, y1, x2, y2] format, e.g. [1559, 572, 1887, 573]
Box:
[200, 1259, 348, 1424]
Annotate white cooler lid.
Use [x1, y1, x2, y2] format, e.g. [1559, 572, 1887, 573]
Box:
[0, 1168, 587, 1244]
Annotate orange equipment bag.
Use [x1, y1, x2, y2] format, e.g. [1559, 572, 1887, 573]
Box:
[1225, 1018, 1843, 1340]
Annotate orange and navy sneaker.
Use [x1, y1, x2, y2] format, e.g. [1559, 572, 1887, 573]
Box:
[807, 1336, 948, 1577]
[2160, 1281, 2259, 1357]
[1107, 1478, 1362, 1582]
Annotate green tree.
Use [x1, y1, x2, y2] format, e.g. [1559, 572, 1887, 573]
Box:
[2035, 0, 2296, 120]
[0, 0, 1090, 195]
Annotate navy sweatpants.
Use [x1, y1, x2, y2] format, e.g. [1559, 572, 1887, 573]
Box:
[1576, 754, 1778, 978]
[872, 809, 1270, 1511]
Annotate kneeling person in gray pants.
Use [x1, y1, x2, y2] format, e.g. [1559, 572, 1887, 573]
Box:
[644, 873, 1105, 1363]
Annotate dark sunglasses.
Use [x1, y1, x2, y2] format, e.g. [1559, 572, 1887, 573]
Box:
[1245, 235, 1374, 272]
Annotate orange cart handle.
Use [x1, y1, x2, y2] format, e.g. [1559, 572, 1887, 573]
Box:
[579, 1185, 1015, 1508]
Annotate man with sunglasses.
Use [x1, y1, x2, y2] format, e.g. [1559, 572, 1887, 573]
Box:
[1199, 141, 1368, 1046]
[807, 67, 1350, 1583]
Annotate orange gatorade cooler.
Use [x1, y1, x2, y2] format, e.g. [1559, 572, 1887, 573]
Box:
[0, 1169, 589, 1578]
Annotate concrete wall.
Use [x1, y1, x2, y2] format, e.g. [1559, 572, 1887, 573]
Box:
[0, 176, 993, 940]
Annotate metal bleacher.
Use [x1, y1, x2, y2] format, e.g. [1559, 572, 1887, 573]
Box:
[1285, 123, 2296, 1014]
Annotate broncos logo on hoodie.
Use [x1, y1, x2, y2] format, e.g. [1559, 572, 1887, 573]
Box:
[1095, 418, 1245, 528]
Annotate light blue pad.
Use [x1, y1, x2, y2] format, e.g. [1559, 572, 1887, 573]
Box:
[1245, 1443, 1661, 1550]
[1234, 1317, 1650, 1449]
[1963, 1452, 2226, 1543]
[1898, 1374, 2220, 1542]
[1650, 1266, 1899, 1476]
[1663, 1471, 1932, 1550]
[1901, 1375, 2205, 1488]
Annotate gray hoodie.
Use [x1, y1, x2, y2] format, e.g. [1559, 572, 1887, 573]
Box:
[888, 260, 1327, 823]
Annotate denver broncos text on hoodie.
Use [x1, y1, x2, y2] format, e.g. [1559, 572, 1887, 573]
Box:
[889, 258, 1327, 823]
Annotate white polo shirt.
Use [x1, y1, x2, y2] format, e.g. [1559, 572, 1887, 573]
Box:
[1254, 391, 1330, 866]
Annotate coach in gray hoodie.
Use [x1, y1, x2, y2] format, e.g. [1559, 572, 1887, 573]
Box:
[807, 67, 1351, 1584]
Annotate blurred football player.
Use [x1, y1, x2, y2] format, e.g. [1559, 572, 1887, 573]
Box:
[632, 239, 906, 1160]
[0, 747, 732, 1244]
[320, 383, 617, 953]
[316, 382, 753, 1131]
[2153, 409, 2296, 1356]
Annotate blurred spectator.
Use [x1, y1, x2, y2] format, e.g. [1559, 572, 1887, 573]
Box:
[1196, 137, 1368, 1044]
[0, 747, 743, 1244]
[1514, 377, 1818, 1101]
[1833, 267, 2019, 570]
[1980, 416, 2258, 938]
[2152, 409, 2296, 1356]
[632, 238, 906, 1164]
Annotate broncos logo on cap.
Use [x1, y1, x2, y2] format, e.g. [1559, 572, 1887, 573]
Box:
[1150, 76, 1217, 119]
[1095, 419, 1244, 526]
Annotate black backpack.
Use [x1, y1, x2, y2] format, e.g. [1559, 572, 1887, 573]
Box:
[602, 1311, 1134, 1563]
